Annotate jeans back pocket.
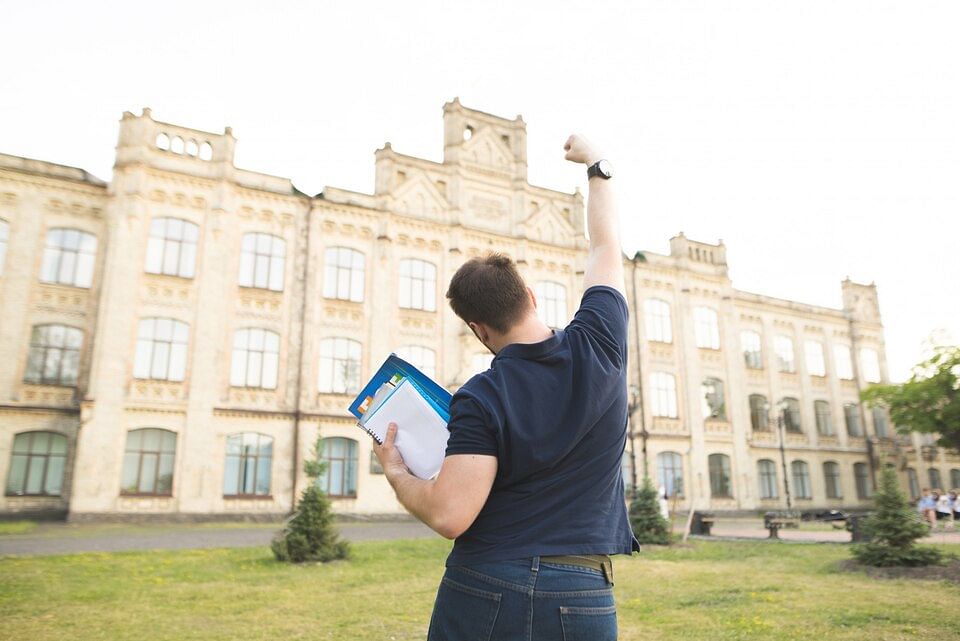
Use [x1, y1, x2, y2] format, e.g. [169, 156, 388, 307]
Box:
[559, 605, 618, 641]
[428, 577, 502, 641]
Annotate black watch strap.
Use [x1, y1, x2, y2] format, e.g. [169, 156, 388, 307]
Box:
[587, 160, 611, 180]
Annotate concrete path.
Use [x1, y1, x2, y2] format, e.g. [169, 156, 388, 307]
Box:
[687, 519, 960, 545]
[0, 520, 438, 557]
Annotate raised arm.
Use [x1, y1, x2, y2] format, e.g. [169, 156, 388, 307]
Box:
[564, 135, 625, 296]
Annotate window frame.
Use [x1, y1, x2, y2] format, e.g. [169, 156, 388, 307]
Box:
[928, 468, 942, 489]
[651, 372, 678, 418]
[860, 347, 882, 383]
[708, 453, 733, 498]
[758, 459, 778, 499]
[133, 317, 189, 382]
[872, 406, 889, 438]
[223, 433, 273, 498]
[23, 324, 83, 386]
[4, 431, 68, 497]
[317, 337, 362, 394]
[814, 400, 834, 436]
[854, 462, 872, 499]
[781, 397, 802, 433]
[120, 428, 177, 497]
[701, 377, 726, 420]
[144, 217, 199, 279]
[907, 468, 920, 500]
[741, 330, 762, 369]
[39, 227, 98, 288]
[534, 280, 567, 328]
[791, 460, 812, 499]
[644, 298, 672, 344]
[749, 394, 769, 431]
[823, 461, 842, 499]
[774, 335, 796, 373]
[833, 344, 854, 380]
[238, 232, 286, 292]
[656, 451, 684, 498]
[323, 247, 365, 303]
[230, 328, 280, 389]
[843, 403, 863, 437]
[318, 437, 358, 498]
[804, 340, 826, 377]
[398, 258, 438, 312]
[693, 307, 720, 350]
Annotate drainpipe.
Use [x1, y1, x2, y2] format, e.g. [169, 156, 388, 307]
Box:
[630, 253, 649, 482]
[291, 197, 313, 511]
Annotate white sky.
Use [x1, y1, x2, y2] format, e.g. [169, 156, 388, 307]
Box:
[2, 0, 957, 382]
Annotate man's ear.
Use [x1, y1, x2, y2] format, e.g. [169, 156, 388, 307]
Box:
[527, 286, 538, 310]
[468, 321, 489, 344]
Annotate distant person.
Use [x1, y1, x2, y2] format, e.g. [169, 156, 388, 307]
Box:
[374, 134, 638, 641]
[935, 489, 954, 529]
[659, 486, 670, 521]
[918, 488, 936, 527]
[950, 489, 959, 521]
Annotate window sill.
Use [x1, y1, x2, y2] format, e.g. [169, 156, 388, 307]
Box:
[326, 494, 357, 500]
[38, 280, 92, 291]
[238, 285, 284, 294]
[120, 492, 173, 498]
[144, 271, 195, 282]
[5, 492, 63, 498]
[223, 494, 274, 500]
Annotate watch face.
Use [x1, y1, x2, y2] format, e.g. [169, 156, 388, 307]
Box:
[597, 160, 613, 178]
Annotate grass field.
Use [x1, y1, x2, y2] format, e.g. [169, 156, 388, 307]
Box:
[1, 539, 958, 641]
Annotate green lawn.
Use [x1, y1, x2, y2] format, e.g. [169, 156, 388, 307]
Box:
[1, 540, 958, 641]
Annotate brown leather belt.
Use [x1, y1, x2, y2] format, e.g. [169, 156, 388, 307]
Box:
[540, 554, 614, 583]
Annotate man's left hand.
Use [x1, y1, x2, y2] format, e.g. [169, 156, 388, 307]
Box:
[372, 422, 410, 483]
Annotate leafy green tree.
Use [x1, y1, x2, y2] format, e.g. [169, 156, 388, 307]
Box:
[852, 466, 943, 567]
[861, 345, 960, 451]
[271, 436, 349, 563]
[629, 476, 672, 545]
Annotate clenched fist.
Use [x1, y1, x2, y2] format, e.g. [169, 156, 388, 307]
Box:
[564, 134, 602, 166]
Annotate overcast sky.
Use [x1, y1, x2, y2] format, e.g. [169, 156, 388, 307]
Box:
[2, 0, 957, 381]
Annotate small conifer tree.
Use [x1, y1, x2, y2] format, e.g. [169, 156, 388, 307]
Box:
[271, 436, 349, 563]
[629, 476, 672, 545]
[852, 465, 942, 567]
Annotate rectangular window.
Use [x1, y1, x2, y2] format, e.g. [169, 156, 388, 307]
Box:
[814, 400, 834, 436]
[741, 330, 762, 369]
[644, 299, 672, 343]
[400, 259, 438, 312]
[651, 372, 678, 418]
[534, 281, 567, 328]
[694, 307, 720, 349]
[774, 336, 795, 373]
[804, 340, 826, 377]
[824, 462, 842, 499]
[323, 247, 365, 302]
[844, 404, 862, 437]
[833, 345, 854, 380]
[860, 348, 882, 383]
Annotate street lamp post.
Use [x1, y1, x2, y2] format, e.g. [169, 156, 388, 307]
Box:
[766, 400, 793, 511]
[627, 385, 645, 493]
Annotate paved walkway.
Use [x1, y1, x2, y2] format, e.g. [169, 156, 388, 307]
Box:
[0, 520, 437, 557]
[687, 518, 960, 544]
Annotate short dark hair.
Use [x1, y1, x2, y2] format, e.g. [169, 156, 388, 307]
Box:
[446, 253, 531, 334]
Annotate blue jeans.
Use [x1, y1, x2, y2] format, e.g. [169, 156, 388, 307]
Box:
[427, 556, 617, 641]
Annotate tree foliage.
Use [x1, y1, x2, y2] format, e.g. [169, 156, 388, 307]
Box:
[271, 436, 349, 563]
[861, 345, 960, 452]
[629, 476, 672, 545]
[851, 466, 943, 567]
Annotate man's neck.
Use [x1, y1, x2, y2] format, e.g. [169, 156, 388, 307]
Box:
[491, 316, 554, 354]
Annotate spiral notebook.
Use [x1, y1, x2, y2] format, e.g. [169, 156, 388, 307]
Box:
[348, 354, 452, 480]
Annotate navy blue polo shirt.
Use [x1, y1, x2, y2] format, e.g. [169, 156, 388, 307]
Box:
[444, 285, 640, 566]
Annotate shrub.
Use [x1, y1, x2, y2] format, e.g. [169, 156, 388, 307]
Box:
[851, 465, 943, 567]
[629, 476, 672, 545]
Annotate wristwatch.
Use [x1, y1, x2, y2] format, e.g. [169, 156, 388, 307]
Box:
[587, 159, 613, 180]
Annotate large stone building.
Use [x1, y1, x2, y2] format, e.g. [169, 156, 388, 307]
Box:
[1, 100, 957, 521]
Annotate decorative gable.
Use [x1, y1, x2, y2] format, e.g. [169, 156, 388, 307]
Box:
[461, 127, 513, 170]
[523, 202, 577, 246]
[388, 172, 449, 221]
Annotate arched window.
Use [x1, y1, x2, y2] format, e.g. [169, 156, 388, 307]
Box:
[239, 233, 285, 291]
[120, 428, 176, 496]
[749, 394, 769, 431]
[230, 329, 280, 389]
[170, 136, 185, 154]
[323, 247, 365, 302]
[5, 431, 67, 496]
[774, 335, 795, 373]
[651, 372, 678, 418]
[708, 454, 732, 497]
[854, 462, 872, 499]
[833, 344, 854, 380]
[656, 451, 683, 498]
[319, 437, 358, 497]
[223, 433, 273, 496]
[134, 318, 189, 381]
[823, 461, 842, 498]
[951, 469, 960, 490]
[185, 139, 199, 157]
[0, 218, 9, 276]
[145, 217, 199, 278]
[928, 468, 942, 489]
[701, 377, 725, 419]
[24, 324, 83, 386]
[40, 228, 97, 288]
[791, 461, 811, 499]
[814, 400, 833, 436]
[318, 338, 361, 394]
[400, 259, 437, 311]
[860, 348, 881, 383]
[757, 459, 778, 499]
[781, 397, 802, 433]
[844, 403, 862, 437]
[644, 299, 672, 343]
[396, 345, 436, 378]
[155, 133, 170, 150]
[872, 406, 889, 438]
[741, 330, 762, 369]
[535, 281, 567, 328]
[693, 307, 719, 349]
[804, 340, 826, 377]
[907, 468, 920, 500]
[199, 142, 213, 161]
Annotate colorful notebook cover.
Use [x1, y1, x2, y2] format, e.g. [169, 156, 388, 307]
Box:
[348, 354, 452, 423]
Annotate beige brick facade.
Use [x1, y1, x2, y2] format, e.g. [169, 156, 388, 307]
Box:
[1, 100, 957, 520]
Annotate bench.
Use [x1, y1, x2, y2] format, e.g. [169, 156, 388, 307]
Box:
[763, 511, 801, 539]
[691, 511, 716, 536]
